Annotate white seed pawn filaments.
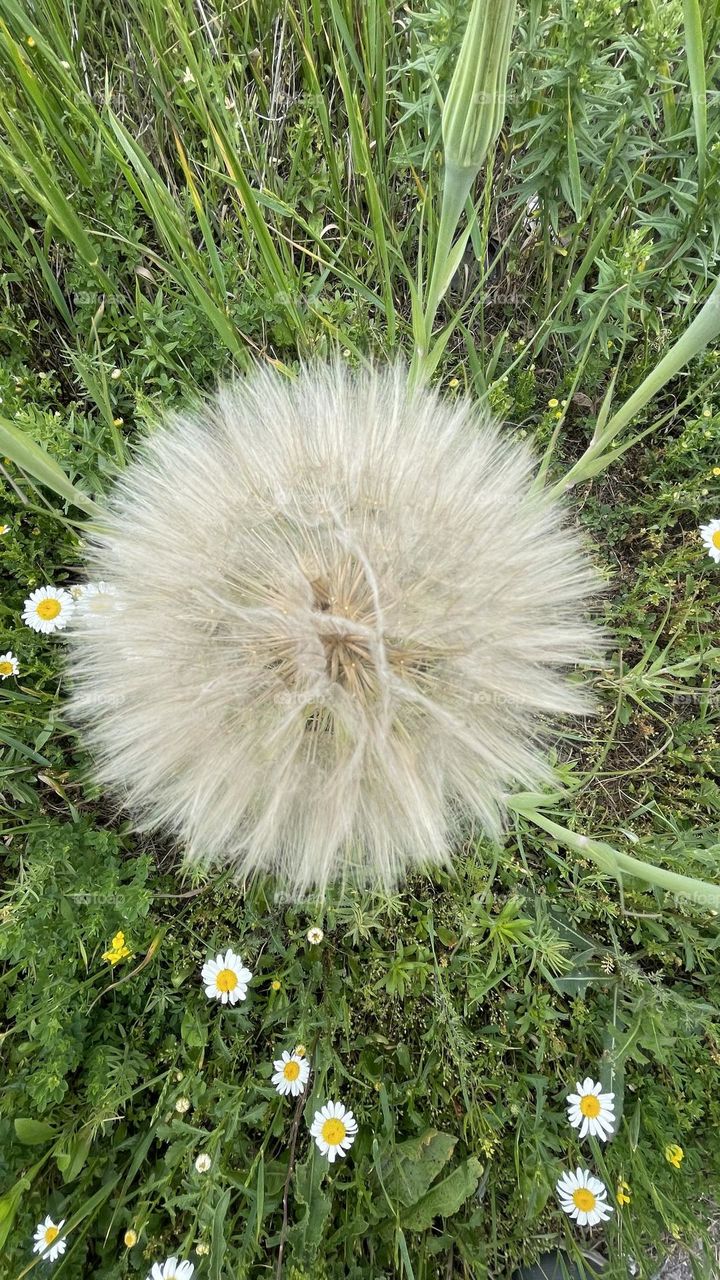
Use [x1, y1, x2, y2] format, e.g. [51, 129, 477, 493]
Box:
[67, 362, 601, 893]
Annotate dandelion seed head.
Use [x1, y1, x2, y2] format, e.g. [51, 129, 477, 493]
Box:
[67, 362, 602, 892]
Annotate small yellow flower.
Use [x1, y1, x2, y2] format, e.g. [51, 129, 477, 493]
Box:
[712, 467, 720, 477]
[27, 35, 36, 46]
[448, 378, 460, 389]
[295, 1043, 306, 1058]
[123, 1229, 138, 1248]
[547, 398, 559, 408]
[102, 930, 131, 964]
[271, 979, 281, 991]
[665, 1143, 684, 1169]
[616, 1180, 631, 1206]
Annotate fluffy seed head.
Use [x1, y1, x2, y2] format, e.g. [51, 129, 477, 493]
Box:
[67, 362, 601, 893]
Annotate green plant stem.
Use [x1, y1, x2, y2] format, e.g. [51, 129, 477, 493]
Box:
[423, 166, 475, 347]
[508, 796, 720, 911]
[552, 277, 720, 495]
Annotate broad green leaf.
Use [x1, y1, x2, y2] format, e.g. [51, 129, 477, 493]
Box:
[380, 1130, 457, 1207]
[14, 1118, 56, 1145]
[401, 1156, 483, 1231]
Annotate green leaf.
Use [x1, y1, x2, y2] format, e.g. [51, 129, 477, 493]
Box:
[380, 1130, 457, 1207]
[55, 1128, 93, 1182]
[401, 1156, 483, 1231]
[287, 1150, 331, 1259]
[14, 1118, 56, 1145]
[0, 416, 99, 516]
[209, 1187, 230, 1280]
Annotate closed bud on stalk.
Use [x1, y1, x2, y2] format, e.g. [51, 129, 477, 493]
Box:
[420, 0, 517, 355]
[442, 0, 517, 176]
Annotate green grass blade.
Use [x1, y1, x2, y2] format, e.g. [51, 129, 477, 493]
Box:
[0, 417, 100, 516]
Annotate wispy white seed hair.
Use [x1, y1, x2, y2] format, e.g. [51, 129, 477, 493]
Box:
[67, 362, 601, 893]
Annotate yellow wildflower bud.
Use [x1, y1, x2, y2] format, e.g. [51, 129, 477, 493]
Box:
[616, 1180, 631, 1206]
[665, 1143, 684, 1168]
[124, 1229, 138, 1248]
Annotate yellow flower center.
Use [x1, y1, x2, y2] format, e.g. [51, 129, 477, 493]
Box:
[0, 661, 13, 675]
[579, 1094, 601, 1118]
[283, 1060, 301, 1081]
[321, 1117, 346, 1145]
[572, 1188, 596, 1212]
[216, 968, 237, 992]
[44, 1227, 59, 1246]
[36, 597, 61, 620]
[712, 530, 720, 550]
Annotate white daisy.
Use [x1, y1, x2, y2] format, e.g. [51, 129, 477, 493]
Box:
[0, 651, 19, 679]
[75, 581, 120, 618]
[556, 1168, 614, 1228]
[307, 927, 324, 945]
[22, 585, 74, 633]
[566, 1077, 616, 1141]
[272, 1050, 310, 1097]
[310, 1100, 358, 1163]
[148, 1259, 195, 1280]
[700, 518, 720, 563]
[32, 1216, 67, 1262]
[201, 948, 252, 1005]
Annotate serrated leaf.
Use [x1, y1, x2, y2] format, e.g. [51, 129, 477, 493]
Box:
[401, 1156, 483, 1231]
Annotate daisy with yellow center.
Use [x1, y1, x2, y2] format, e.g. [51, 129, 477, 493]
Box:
[272, 1049, 310, 1097]
[699, 519, 720, 563]
[665, 1143, 684, 1169]
[148, 1258, 195, 1280]
[102, 930, 132, 964]
[566, 1077, 615, 1141]
[32, 1216, 67, 1262]
[75, 580, 120, 618]
[556, 1168, 614, 1228]
[310, 1100, 358, 1163]
[0, 651, 18, 679]
[307, 927, 324, 945]
[22, 585, 74, 634]
[0, 523, 9, 535]
[201, 948, 252, 1005]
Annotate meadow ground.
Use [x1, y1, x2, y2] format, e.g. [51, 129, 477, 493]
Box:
[1, 1, 720, 1278]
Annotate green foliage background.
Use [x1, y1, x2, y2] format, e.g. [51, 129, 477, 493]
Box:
[1, 0, 720, 1277]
